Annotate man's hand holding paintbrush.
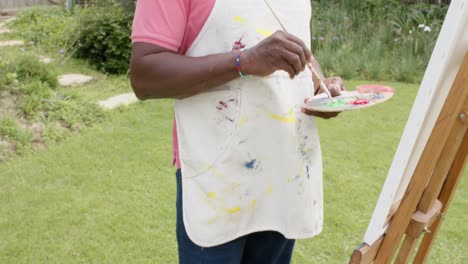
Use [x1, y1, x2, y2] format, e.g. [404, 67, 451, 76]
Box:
[301, 55, 346, 119]
[240, 31, 345, 119]
[262, 0, 345, 118]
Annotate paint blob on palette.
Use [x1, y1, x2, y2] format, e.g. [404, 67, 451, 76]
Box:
[304, 84, 394, 113]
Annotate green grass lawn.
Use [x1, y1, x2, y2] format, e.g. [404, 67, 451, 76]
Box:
[0, 80, 466, 263]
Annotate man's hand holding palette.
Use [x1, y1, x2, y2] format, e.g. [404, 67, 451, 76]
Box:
[303, 84, 395, 113]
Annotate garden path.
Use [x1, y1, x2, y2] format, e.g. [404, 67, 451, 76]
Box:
[98, 93, 139, 110]
[0, 12, 139, 111]
[58, 74, 94, 87]
[0, 40, 23, 46]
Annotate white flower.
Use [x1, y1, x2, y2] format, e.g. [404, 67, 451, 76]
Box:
[424, 26, 431, 32]
[418, 24, 425, 28]
[409, 30, 413, 34]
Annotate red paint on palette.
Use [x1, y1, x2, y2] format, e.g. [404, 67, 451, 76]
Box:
[357, 84, 394, 93]
[352, 99, 370, 105]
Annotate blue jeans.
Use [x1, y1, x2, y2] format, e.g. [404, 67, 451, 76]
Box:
[176, 170, 295, 264]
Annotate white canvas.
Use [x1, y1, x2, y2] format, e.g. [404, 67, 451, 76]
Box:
[364, 0, 468, 245]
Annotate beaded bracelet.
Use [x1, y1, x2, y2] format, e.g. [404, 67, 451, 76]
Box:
[236, 49, 247, 78]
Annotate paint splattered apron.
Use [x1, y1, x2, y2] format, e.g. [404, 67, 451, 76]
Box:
[174, 0, 323, 247]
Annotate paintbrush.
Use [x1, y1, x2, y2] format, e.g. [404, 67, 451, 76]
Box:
[263, 0, 336, 102]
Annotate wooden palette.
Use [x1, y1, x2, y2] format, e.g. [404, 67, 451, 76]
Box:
[303, 84, 395, 113]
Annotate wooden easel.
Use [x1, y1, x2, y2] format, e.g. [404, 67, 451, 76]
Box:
[350, 52, 468, 264]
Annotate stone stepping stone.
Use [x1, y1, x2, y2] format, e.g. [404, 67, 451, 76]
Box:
[0, 17, 16, 29]
[58, 74, 93, 87]
[98, 93, 139, 110]
[0, 29, 10, 34]
[39, 55, 53, 64]
[0, 40, 23, 47]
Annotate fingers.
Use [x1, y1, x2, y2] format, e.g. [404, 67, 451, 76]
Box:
[250, 31, 313, 78]
[285, 33, 312, 62]
[324, 77, 345, 97]
[328, 84, 342, 97]
[273, 57, 297, 79]
[282, 40, 307, 71]
[280, 50, 303, 77]
[273, 31, 311, 77]
[335, 77, 346, 91]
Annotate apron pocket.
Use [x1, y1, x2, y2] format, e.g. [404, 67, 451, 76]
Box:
[175, 89, 241, 178]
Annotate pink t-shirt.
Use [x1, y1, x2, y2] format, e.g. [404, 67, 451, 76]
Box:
[132, 0, 215, 168]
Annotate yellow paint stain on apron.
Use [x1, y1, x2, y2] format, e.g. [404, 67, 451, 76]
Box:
[298, 159, 305, 177]
[226, 206, 241, 214]
[207, 216, 219, 224]
[233, 16, 272, 37]
[251, 199, 257, 208]
[234, 16, 246, 24]
[266, 185, 274, 196]
[269, 108, 295, 123]
[239, 117, 249, 126]
[256, 28, 273, 37]
[208, 166, 226, 180]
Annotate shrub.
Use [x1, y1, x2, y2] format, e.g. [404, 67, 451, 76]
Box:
[19, 81, 53, 118]
[42, 122, 71, 145]
[311, 1, 446, 83]
[41, 93, 107, 131]
[0, 52, 57, 96]
[388, 5, 444, 58]
[73, 4, 133, 74]
[13, 54, 58, 89]
[0, 116, 33, 154]
[77, 0, 136, 10]
[10, 6, 77, 52]
[0, 54, 18, 95]
[0, 116, 19, 140]
[0, 49, 107, 156]
[10, 1, 136, 75]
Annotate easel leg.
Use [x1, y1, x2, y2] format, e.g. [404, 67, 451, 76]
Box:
[394, 199, 443, 264]
[374, 52, 468, 264]
[413, 131, 468, 263]
[395, 236, 419, 264]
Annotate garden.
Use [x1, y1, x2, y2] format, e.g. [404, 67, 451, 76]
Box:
[0, 0, 466, 263]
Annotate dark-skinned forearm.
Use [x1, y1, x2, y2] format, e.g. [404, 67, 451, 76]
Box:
[130, 51, 241, 100]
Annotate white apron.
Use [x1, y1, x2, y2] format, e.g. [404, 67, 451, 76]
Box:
[174, 0, 323, 247]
